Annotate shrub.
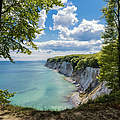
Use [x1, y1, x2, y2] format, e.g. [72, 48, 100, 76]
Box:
[0, 89, 15, 107]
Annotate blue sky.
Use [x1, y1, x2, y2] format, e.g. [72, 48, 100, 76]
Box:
[1, 0, 106, 61]
[38, 0, 105, 42]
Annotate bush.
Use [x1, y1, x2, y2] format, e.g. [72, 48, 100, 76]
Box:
[0, 89, 15, 107]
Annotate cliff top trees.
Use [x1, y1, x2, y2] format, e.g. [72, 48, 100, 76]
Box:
[99, 0, 120, 90]
[0, 0, 63, 62]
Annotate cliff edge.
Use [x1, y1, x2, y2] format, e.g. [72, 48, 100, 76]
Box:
[45, 53, 111, 105]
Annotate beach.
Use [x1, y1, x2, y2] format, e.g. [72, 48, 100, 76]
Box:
[64, 77, 81, 107]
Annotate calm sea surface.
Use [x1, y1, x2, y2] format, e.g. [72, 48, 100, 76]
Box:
[0, 61, 76, 111]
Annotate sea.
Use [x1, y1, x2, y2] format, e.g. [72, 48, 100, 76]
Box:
[0, 61, 76, 111]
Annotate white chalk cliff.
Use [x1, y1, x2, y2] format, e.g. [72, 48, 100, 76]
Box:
[45, 61, 111, 105]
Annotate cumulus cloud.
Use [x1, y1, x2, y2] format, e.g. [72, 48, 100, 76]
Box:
[35, 10, 47, 39]
[52, 3, 104, 41]
[68, 19, 104, 41]
[38, 10, 47, 29]
[34, 40, 102, 52]
[53, 5, 78, 28]
[0, 39, 102, 61]
[0, 2, 105, 61]
[53, 18, 104, 41]
[2, 40, 100, 61]
[60, 0, 67, 3]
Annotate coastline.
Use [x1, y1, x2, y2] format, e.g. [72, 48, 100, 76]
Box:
[64, 77, 81, 107]
[46, 66, 81, 107]
[45, 56, 109, 108]
[50, 68, 81, 107]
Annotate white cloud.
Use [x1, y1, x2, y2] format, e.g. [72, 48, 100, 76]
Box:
[0, 39, 102, 61]
[54, 19, 104, 41]
[60, 0, 67, 3]
[38, 10, 47, 29]
[0, 2, 105, 61]
[35, 10, 47, 39]
[34, 40, 102, 52]
[66, 19, 104, 41]
[53, 5, 78, 28]
[52, 3, 104, 41]
[49, 26, 53, 31]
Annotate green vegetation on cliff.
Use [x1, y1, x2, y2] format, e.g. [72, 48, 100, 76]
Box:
[47, 53, 100, 71]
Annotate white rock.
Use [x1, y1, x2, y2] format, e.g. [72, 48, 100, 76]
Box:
[59, 62, 73, 77]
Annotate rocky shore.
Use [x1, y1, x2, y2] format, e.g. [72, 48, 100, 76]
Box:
[63, 77, 81, 106]
[45, 55, 111, 106]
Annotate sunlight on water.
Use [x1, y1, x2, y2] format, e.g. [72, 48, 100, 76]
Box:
[0, 61, 76, 111]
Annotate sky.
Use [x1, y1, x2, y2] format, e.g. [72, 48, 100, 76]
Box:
[1, 0, 106, 61]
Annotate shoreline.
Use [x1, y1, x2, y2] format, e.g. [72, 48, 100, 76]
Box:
[46, 65, 82, 107]
[64, 77, 81, 107]
[47, 68, 81, 107]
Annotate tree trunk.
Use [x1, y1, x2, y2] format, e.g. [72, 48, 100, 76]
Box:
[117, 0, 120, 89]
[0, 0, 3, 21]
[118, 27, 120, 89]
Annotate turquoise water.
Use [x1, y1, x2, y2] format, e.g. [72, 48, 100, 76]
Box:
[0, 61, 76, 111]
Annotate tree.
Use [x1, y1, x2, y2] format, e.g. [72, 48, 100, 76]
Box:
[0, 89, 15, 108]
[0, 0, 63, 62]
[99, 0, 120, 91]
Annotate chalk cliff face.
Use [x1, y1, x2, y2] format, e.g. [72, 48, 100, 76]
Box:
[59, 62, 73, 77]
[45, 61, 111, 104]
[72, 67, 99, 91]
[46, 61, 73, 77]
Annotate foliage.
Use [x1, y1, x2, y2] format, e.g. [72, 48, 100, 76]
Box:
[0, 0, 63, 62]
[0, 89, 15, 107]
[75, 56, 99, 71]
[47, 53, 100, 71]
[98, 0, 120, 90]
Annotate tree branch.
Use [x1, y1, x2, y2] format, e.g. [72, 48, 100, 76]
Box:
[1, 1, 21, 15]
[0, 0, 3, 21]
[1, 4, 14, 15]
[113, 9, 118, 19]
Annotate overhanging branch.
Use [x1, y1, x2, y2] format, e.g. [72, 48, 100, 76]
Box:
[1, 4, 14, 15]
[0, 0, 3, 21]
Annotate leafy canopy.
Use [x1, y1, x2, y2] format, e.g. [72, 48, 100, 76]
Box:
[0, 0, 63, 62]
[0, 89, 15, 107]
[47, 53, 100, 72]
[0, 0, 63, 106]
[98, 0, 120, 90]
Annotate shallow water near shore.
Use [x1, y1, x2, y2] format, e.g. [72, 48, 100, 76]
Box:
[0, 61, 76, 111]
